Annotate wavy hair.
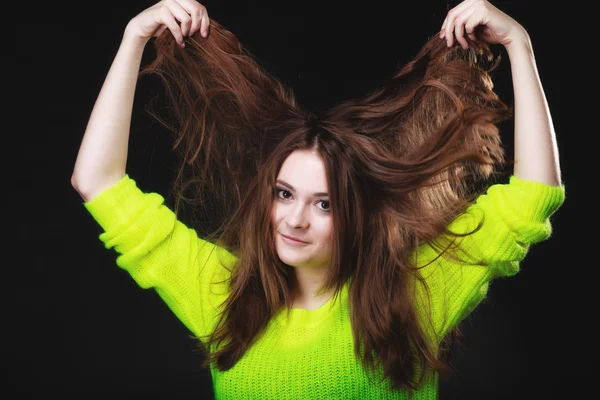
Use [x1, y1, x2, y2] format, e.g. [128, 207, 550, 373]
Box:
[138, 19, 511, 392]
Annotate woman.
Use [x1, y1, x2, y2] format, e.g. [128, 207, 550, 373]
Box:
[71, 0, 565, 398]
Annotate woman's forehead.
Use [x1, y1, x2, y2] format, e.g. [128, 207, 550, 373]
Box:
[277, 150, 328, 194]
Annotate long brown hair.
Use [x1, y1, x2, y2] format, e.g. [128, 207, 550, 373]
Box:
[139, 19, 511, 392]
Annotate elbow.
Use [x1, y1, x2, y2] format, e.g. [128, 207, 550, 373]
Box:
[70, 173, 81, 191]
[70, 172, 125, 202]
[71, 174, 94, 202]
[71, 173, 86, 198]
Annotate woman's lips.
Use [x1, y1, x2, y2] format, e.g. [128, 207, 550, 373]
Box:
[280, 233, 309, 246]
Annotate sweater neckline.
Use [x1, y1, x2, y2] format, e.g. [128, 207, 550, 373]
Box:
[276, 282, 349, 326]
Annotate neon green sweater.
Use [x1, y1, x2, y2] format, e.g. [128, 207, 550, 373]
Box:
[83, 174, 565, 399]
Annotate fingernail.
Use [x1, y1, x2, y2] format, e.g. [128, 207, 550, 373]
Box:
[202, 30, 207, 37]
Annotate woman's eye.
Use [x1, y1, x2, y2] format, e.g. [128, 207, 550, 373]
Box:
[318, 200, 330, 212]
[276, 188, 291, 199]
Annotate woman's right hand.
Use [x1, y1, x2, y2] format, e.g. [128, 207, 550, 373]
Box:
[124, 0, 210, 48]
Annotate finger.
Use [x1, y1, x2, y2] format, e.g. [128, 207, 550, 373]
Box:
[444, 12, 457, 47]
[155, 25, 168, 38]
[176, 0, 207, 36]
[453, 18, 467, 49]
[200, 13, 210, 37]
[464, 20, 479, 43]
[166, 0, 193, 37]
[464, 9, 482, 42]
[442, 0, 473, 45]
[440, 15, 447, 38]
[159, 7, 185, 47]
[454, 9, 476, 49]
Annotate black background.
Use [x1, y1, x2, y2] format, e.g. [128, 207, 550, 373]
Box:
[9, 1, 584, 399]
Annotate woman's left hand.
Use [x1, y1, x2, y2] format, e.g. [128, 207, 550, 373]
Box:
[440, 0, 527, 49]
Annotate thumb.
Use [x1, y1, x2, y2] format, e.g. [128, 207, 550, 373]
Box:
[154, 25, 168, 38]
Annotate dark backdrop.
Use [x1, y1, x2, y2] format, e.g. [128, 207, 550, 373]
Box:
[9, 1, 583, 399]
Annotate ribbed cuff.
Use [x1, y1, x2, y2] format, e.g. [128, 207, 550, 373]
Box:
[508, 175, 566, 222]
[82, 174, 149, 233]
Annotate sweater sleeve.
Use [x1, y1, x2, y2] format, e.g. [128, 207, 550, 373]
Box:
[82, 174, 237, 341]
[415, 176, 566, 340]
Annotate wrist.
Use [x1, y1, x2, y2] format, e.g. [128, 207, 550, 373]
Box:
[123, 23, 152, 49]
[503, 26, 532, 55]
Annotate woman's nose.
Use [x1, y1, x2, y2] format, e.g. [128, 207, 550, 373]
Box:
[286, 204, 309, 229]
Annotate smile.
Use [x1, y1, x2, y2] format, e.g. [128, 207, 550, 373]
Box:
[280, 233, 310, 246]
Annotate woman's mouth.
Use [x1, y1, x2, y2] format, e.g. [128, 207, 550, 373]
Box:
[280, 233, 309, 246]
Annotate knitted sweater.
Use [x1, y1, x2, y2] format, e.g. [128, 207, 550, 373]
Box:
[83, 174, 565, 399]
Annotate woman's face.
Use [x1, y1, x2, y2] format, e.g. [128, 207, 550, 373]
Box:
[271, 149, 333, 269]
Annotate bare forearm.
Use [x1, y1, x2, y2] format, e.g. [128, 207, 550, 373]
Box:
[505, 34, 562, 186]
[71, 32, 149, 201]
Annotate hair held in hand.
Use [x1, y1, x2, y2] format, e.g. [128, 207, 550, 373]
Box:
[138, 19, 512, 392]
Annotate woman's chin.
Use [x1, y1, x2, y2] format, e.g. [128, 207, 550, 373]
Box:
[276, 253, 306, 268]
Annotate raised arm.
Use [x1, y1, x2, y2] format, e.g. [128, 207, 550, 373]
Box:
[504, 31, 561, 186]
[440, 0, 562, 187]
[71, 0, 210, 201]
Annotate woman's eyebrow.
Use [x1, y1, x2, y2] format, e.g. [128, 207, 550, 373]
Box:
[276, 179, 329, 197]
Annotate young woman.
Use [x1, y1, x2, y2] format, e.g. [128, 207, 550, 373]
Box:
[71, 0, 564, 398]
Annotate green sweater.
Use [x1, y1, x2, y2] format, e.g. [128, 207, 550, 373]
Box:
[83, 174, 565, 399]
